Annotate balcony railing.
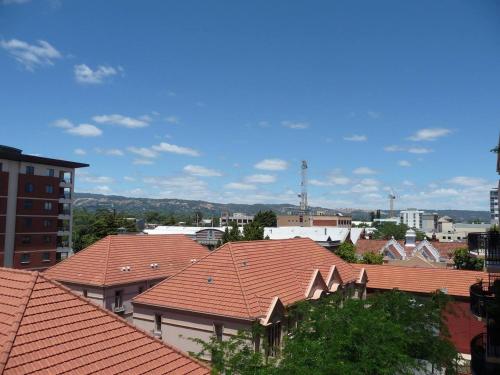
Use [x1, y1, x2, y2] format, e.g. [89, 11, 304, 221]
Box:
[470, 281, 496, 318]
[471, 332, 500, 375]
[469, 232, 500, 268]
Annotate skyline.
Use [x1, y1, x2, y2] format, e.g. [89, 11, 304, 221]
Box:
[1, 0, 499, 210]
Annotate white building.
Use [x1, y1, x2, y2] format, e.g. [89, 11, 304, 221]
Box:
[220, 212, 254, 227]
[491, 188, 499, 225]
[399, 208, 424, 230]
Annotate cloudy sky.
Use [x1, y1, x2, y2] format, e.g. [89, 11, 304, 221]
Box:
[1, 0, 499, 210]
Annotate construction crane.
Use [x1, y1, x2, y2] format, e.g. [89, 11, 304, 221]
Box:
[298, 160, 308, 213]
[388, 188, 397, 218]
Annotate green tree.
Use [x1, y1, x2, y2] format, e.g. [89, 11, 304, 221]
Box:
[253, 210, 277, 227]
[243, 221, 264, 241]
[195, 291, 458, 375]
[453, 247, 484, 270]
[373, 222, 410, 240]
[361, 251, 384, 264]
[222, 222, 243, 244]
[335, 242, 358, 263]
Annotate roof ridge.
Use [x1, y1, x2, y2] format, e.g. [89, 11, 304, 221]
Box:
[102, 236, 112, 286]
[0, 271, 39, 373]
[227, 242, 253, 319]
[36, 273, 211, 371]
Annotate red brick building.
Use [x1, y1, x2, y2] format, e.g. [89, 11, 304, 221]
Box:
[0, 145, 88, 270]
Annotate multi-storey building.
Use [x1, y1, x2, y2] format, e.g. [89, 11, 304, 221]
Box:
[277, 214, 352, 227]
[422, 212, 439, 232]
[399, 208, 424, 229]
[0, 145, 88, 270]
[490, 188, 499, 225]
[220, 212, 254, 227]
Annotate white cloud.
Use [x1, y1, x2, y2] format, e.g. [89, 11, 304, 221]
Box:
[448, 176, 487, 187]
[0, 38, 61, 70]
[92, 114, 149, 128]
[152, 142, 200, 157]
[184, 165, 222, 177]
[360, 178, 380, 186]
[344, 134, 367, 142]
[353, 167, 377, 175]
[165, 116, 179, 124]
[74, 64, 122, 84]
[123, 176, 136, 182]
[398, 160, 411, 167]
[367, 111, 381, 119]
[225, 182, 257, 190]
[53, 118, 74, 129]
[67, 124, 102, 137]
[78, 173, 114, 184]
[384, 145, 404, 152]
[254, 159, 288, 171]
[244, 174, 276, 184]
[74, 148, 86, 155]
[402, 180, 414, 186]
[408, 128, 452, 141]
[407, 147, 433, 154]
[127, 147, 158, 158]
[282, 121, 309, 129]
[95, 148, 124, 156]
[2, 0, 32, 4]
[350, 184, 379, 193]
[133, 159, 154, 165]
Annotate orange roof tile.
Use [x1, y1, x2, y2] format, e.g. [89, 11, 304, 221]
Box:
[134, 238, 357, 320]
[352, 263, 487, 297]
[0, 267, 209, 375]
[44, 234, 209, 287]
[355, 239, 391, 255]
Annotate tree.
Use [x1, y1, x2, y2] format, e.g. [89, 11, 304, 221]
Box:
[194, 291, 458, 375]
[453, 247, 484, 270]
[335, 242, 358, 263]
[373, 222, 410, 240]
[361, 251, 384, 264]
[253, 210, 277, 227]
[243, 221, 264, 241]
[222, 222, 243, 244]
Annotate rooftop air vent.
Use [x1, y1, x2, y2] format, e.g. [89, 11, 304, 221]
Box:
[207, 276, 213, 284]
[190, 259, 197, 263]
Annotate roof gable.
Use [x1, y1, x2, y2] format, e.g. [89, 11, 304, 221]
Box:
[0, 268, 209, 375]
[44, 234, 209, 287]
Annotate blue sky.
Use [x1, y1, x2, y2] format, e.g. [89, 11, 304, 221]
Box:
[1, 0, 499, 210]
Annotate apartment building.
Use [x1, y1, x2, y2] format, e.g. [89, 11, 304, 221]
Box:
[220, 212, 254, 227]
[44, 234, 209, 320]
[0, 145, 88, 270]
[132, 238, 366, 360]
[399, 208, 424, 229]
[490, 188, 499, 225]
[0, 267, 210, 374]
[277, 214, 352, 227]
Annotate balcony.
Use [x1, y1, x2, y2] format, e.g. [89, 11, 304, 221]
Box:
[471, 332, 500, 375]
[470, 281, 497, 319]
[469, 232, 500, 272]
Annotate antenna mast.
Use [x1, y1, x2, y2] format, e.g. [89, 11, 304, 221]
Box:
[299, 160, 308, 213]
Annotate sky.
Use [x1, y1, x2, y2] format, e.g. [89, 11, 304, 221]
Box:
[1, 0, 499, 211]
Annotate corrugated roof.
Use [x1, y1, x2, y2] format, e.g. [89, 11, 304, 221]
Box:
[264, 227, 349, 242]
[0, 267, 210, 375]
[353, 263, 487, 297]
[44, 234, 209, 287]
[134, 238, 357, 320]
[145, 226, 226, 236]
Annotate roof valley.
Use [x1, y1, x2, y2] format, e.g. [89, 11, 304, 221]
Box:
[227, 243, 253, 319]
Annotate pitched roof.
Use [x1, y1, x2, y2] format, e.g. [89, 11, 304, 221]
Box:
[353, 264, 488, 297]
[0, 267, 209, 375]
[355, 239, 465, 259]
[134, 238, 357, 320]
[263, 227, 350, 242]
[355, 239, 392, 255]
[44, 234, 209, 287]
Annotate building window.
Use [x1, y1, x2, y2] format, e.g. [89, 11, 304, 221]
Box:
[214, 323, 223, 341]
[26, 166, 34, 175]
[266, 322, 282, 357]
[25, 183, 34, 193]
[44, 201, 53, 211]
[114, 290, 123, 308]
[24, 217, 32, 228]
[20, 253, 31, 264]
[47, 168, 55, 177]
[42, 252, 51, 262]
[83, 290, 88, 298]
[138, 286, 144, 294]
[43, 219, 52, 228]
[43, 235, 52, 243]
[154, 313, 162, 332]
[21, 235, 31, 244]
[23, 199, 33, 209]
[45, 185, 53, 194]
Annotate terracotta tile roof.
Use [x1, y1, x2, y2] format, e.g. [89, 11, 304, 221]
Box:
[44, 234, 209, 287]
[355, 239, 391, 255]
[430, 241, 467, 258]
[134, 238, 357, 320]
[352, 263, 488, 297]
[0, 267, 210, 375]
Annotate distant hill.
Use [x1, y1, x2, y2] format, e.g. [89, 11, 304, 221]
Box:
[73, 193, 491, 223]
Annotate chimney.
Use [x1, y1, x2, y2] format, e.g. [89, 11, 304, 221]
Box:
[405, 229, 416, 247]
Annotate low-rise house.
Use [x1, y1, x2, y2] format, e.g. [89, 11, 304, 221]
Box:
[132, 238, 366, 359]
[44, 234, 209, 319]
[352, 263, 487, 369]
[355, 230, 466, 268]
[0, 267, 210, 375]
[145, 226, 225, 249]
